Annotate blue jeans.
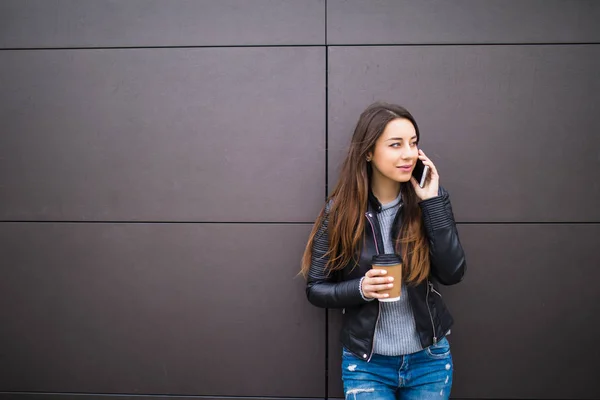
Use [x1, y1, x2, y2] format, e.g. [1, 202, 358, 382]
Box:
[342, 336, 453, 399]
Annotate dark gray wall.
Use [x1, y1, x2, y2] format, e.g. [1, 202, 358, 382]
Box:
[0, 1, 598, 400]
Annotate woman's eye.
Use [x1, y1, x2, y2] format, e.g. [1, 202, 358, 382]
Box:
[410, 142, 417, 147]
[390, 143, 400, 148]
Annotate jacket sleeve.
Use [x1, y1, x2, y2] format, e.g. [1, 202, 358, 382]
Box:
[305, 208, 371, 309]
[419, 186, 467, 285]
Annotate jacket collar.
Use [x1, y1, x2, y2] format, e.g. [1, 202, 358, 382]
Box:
[368, 187, 404, 213]
[367, 189, 383, 213]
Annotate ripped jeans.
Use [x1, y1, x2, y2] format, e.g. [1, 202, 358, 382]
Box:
[342, 336, 453, 400]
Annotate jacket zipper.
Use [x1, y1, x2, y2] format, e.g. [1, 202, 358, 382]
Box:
[365, 212, 380, 255]
[368, 303, 381, 362]
[429, 281, 443, 297]
[426, 279, 437, 344]
[365, 212, 381, 362]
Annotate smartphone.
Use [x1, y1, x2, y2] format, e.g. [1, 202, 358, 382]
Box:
[412, 158, 430, 188]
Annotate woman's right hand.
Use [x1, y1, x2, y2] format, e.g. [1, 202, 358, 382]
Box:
[361, 269, 395, 299]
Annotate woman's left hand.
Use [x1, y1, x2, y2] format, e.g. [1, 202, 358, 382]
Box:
[411, 149, 440, 201]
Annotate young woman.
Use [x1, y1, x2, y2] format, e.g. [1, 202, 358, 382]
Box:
[301, 102, 466, 399]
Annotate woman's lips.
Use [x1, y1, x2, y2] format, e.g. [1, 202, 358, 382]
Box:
[397, 165, 413, 171]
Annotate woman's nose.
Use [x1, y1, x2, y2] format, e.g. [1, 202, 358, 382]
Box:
[400, 146, 413, 159]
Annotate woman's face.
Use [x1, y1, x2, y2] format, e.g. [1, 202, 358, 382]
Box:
[367, 118, 419, 183]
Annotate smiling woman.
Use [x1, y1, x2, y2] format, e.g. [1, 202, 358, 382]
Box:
[301, 102, 467, 399]
[367, 118, 421, 201]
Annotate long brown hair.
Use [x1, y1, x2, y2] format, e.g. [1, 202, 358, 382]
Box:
[300, 102, 430, 284]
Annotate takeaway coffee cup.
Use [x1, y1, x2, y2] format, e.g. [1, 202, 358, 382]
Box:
[371, 254, 403, 302]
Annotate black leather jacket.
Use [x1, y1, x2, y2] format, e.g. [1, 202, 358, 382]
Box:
[306, 187, 466, 361]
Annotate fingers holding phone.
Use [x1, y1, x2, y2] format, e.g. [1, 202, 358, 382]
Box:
[411, 149, 439, 200]
[412, 159, 430, 188]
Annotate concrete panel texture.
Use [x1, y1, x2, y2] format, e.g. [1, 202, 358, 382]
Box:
[1, 1, 598, 399]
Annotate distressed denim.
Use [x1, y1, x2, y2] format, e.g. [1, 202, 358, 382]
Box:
[342, 336, 453, 400]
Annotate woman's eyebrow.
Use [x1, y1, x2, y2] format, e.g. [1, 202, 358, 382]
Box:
[386, 136, 417, 141]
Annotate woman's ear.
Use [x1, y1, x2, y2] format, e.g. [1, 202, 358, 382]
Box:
[366, 151, 373, 162]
